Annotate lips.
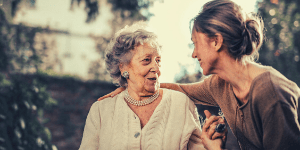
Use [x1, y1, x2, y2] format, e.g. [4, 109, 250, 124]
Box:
[147, 77, 157, 81]
[146, 75, 158, 84]
[198, 59, 203, 66]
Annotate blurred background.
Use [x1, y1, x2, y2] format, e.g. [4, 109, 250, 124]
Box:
[0, 0, 299, 149]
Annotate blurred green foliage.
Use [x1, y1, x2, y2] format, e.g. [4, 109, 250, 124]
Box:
[0, 3, 57, 149]
[71, 0, 155, 22]
[258, 0, 300, 86]
[71, 0, 100, 22]
[0, 73, 57, 150]
[0, 0, 156, 149]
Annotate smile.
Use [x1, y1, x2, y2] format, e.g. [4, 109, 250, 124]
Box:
[147, 77, 157, 81]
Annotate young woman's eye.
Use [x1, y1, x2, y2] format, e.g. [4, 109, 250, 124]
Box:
[188, 43, 195, 49]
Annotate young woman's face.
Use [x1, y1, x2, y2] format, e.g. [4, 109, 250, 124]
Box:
[191, 29, 219, 75]
[123, 44, 161, 94]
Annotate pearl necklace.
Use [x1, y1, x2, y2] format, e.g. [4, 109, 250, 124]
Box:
[124, 89, 159, 106]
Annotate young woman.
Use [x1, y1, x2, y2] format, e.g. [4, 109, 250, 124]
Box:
[99, 1, 300, 150]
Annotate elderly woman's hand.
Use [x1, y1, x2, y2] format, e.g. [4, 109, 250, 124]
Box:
[98, 87, 125, 101]
[201, 133, 223, 150]
[201, 110, 227, 150]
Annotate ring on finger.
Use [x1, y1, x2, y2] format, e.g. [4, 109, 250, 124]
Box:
[215, 123, 226, 133]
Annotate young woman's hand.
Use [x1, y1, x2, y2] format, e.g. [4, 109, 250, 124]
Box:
[203, 110, 227, 140]
[201, 110, 227, 150]
[97, 87, 125, 101]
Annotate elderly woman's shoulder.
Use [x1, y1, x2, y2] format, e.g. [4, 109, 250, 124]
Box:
[162, 88, 190, 100]
[163, 88, 184, 95]
[162, 88, 197, 112]
[92, 94, 121, 109]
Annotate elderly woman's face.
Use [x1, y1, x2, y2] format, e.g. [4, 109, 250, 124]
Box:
[123, 43, 161, 94]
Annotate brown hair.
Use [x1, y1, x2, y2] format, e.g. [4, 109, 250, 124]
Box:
[193, 0, 264, 62]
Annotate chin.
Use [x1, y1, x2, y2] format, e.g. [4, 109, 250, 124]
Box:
[145, 83, 160, 93]
[145, 87, 157, 93]
[202, 72, 209, 76]
[202, 68, 211, 76]
[201, 70, 208, 75]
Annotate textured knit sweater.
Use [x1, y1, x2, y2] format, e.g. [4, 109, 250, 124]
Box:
[79, 89, 205, 150]
[177, 67, 300, 150]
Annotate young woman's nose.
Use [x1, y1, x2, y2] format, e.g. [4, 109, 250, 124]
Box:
[192, 49, 197, 58]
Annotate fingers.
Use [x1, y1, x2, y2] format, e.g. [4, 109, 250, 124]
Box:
[207, 121, 218, 138]
[97, 93, 111, 101]
[203, 115, 221, 132]
[200, 131, 223, 150]
[115, 87, 126, 94]
[111, 87, 126, 97]
[211, 132, 225, 140]
[202, 110, 227, 140]
[222, 133, 227, 143]
[218, 117, 226, 124]
[98, 87, 126, 101]
[201, 110, 227, 150]
[210, 122, 227, 140]
[200, 132, 209, 149]
[203, 110, 212, 132]
[204, 110, 212, 118]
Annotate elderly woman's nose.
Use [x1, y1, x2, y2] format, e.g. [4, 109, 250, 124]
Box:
[150, 61, 160, 72]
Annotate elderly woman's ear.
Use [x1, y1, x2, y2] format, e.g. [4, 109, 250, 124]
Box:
[119, 63, 124, 72]
[119, 63, 130, 79]
[119, 63, 127, 73]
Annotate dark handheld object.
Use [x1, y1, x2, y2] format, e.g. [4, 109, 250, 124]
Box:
[215, 124, 226, 133]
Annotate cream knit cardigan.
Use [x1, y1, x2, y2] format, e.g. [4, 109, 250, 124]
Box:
[79, 89, 205, 150]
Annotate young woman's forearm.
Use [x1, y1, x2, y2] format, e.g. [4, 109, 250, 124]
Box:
[160, 83, 186, 93]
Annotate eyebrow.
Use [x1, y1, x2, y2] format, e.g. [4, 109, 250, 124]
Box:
[137, 53, 151, 59]
[138, 53, 162, 60]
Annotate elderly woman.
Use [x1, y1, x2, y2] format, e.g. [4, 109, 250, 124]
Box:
[79, 22, 211, 150]
[98, 0, 300, 150]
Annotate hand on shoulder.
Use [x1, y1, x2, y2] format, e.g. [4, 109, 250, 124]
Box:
[98, 87, 125, 101]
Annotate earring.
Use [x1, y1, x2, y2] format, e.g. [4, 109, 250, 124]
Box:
[122, 71, 129, 79]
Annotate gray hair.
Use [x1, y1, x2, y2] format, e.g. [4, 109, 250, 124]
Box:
[105, 22, 161, 87]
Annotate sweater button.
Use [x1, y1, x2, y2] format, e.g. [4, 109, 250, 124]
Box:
[134, 132, 140, 138]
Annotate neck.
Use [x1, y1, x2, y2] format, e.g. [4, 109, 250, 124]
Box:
[212, 56, 254, 103]
[126, 86, 157, 101]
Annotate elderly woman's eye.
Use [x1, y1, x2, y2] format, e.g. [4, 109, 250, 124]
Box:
[143, 58, 150, 62]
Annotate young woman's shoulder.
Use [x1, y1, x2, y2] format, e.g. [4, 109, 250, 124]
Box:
[251, 67, 300, 105]
[256, 67, 299, 93]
